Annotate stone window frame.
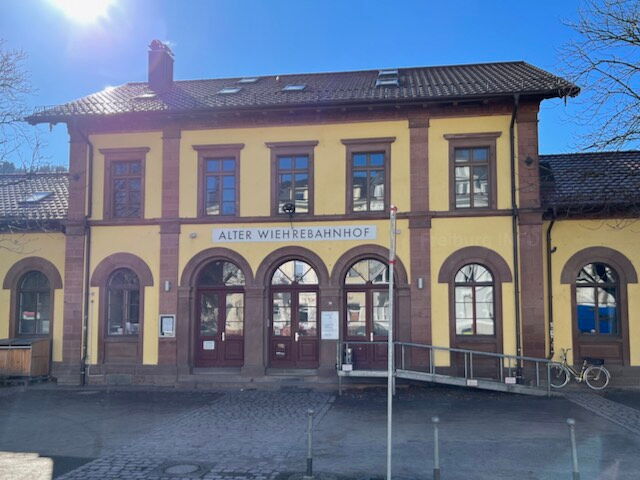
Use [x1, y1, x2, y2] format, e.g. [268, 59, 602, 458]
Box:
[90, 253, 154, 364]
[341, 137, 395, 215]
[100, 147, 150, 220]
[266, 141, 318, 217]
[560, 246, 637, 365]
[3, 257, 63, 339]
[193, 143, 244, 219]
[438, 246, 512, 348]
[443, 132, 501, 211]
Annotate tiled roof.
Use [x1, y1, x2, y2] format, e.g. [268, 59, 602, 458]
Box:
[28, 61, 577, 123]
[540, 151, 640, 210]
[0, 173, 69, 221]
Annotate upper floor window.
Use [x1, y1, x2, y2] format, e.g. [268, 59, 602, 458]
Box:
[100, 147, 149, 220]
[193, 143, 244, 218]
[342, 137, 395, 214]
[112, 160, 143, 218]
[444, 132, 500, 210]
[266, 141, 317, 216]
[276, 155, 310, 214]
[203, 157, 237, 216]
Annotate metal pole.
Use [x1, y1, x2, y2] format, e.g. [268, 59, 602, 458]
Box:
[387, 205, 397, 480]
[432, 416, 441, 480]
[567, 418, 580, 480]
[304, 409, 315, 480]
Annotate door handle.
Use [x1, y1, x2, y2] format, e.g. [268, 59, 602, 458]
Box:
[295, 332, 300, 342]
[370, 332, 374, 342]
[222, 332, 226, 342]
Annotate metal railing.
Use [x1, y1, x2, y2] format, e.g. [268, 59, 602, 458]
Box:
[337, 340, 553, 397]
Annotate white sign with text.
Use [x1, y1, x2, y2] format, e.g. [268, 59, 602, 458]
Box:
[212, 225, 377, 243]
[321, 311, 340, 340]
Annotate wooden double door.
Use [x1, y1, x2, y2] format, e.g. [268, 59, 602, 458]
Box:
[345, 288, 391, 369]
[270, 287, 319, 368]
[195, 289, 244, 367]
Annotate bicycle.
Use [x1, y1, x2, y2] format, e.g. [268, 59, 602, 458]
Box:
[549, 348, 611, 390]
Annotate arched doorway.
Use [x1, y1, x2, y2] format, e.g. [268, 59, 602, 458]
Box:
[195, 260, 245, 367]
[269, 259, 319, 368]
[16, 271, 52, 336]
[344, 258, 391, 369]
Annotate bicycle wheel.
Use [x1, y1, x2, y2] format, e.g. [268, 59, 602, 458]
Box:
[585, 365, 610, 390]
[549, 363, 569, 388]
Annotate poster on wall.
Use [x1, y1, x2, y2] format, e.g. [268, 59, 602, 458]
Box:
[321, 311, 339, 340]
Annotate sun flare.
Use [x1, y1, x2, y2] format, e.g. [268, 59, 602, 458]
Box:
[49, 0, 115, 23]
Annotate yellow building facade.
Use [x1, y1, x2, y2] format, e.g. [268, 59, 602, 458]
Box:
[2, 42, 638, 386]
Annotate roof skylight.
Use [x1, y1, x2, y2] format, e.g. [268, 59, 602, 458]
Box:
[238, 77, 259, 84]
[376, 69, 400, 87]
[218, 87, 242, 94]
[21, 192, 52, 203]
[282, 84, 306, 92]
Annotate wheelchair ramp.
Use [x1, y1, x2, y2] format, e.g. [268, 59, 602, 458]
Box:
[337, 341, 553, 397]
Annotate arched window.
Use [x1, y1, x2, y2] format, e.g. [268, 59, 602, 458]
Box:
[17, 271, 51, 335]
[107, 268, 140, 336]
[454, 264, 495, 336]
[576, 263, 618, 335]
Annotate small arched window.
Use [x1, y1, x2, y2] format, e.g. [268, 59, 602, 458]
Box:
[107, 268, 140, 336]
[576, 263, 618, 335]
[454, 264, 494, 336]
[197, 260, 245, 286]
[271, 260, 318, 285]
[17, 271, 51, 335]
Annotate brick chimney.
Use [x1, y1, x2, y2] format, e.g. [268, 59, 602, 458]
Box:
[148, 40, 174, 92]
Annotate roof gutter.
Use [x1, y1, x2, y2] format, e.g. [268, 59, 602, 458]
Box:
[509, 94, 523, 363]
[72, 125, 94, 387]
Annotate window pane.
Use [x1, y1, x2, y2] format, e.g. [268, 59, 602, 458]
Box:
[222, 176, 235, 189]
[129, 161, 141, 174]
[598, 286, 618, 335]
[346, 292, 366, 337]
[353, 153, 367, 167]
[455, 286, 474, 335]
[373, 291, 389, 336]
[127, 290, 140, 335]
[222, 188, 235, 202]
[369, 170, 385, 211]
[222, 159, 235, 171]
[298, 292, 317, 337]
[108, 288, 125, 335]
[114, 179, 126, 191]
[278, 156, 292, 170]
[114, 163, 128, 175]
[221, 202, 236, 215]
[295, 156, 308, 169]
[352, 171, 368, 211]
[475, 286, 494, 335]
[455, 166, 470, 181]
[206, 160, 220, 172]
[576, 286, 596, 333]
[200, 293, 219, 336]
[272, 292, 291, 336]
[369, 153, 384, 167]
[225, 293, 244, 336]
[20, 271, 49, 290]
[19, 291, 38, 334]
[455, 148, 470, 163]
[472, 148, 488, 162]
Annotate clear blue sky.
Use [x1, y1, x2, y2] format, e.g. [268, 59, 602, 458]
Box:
[0, 0, 588, 167]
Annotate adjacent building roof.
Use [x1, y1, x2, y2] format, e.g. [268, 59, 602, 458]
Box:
[0, 173, 69, 221]
[540, 151, 640, 211]
[27, 61, 577, 123]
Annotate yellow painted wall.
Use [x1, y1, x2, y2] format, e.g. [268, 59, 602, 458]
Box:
[428, 115, 512, 211]
[0, 232, 66, 361]
[89, 132, 163, 220]
[430, 216, 516, 365]
[88, 225, 160, 365]
[549, 219, 640, 366]
[179, 121, 410, 218]
[179, 219, 410, 284]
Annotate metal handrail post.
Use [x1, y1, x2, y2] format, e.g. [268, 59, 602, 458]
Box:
[429, 348, 434, 375]
[470, 352, 474, 379]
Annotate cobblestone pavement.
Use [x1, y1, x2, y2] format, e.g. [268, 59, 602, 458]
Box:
[565, 390, 640, 436]
[56, 389, 334, 480]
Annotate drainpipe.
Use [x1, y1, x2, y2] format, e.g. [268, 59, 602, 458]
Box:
[74, 125, 94, 386]
[509, 95, 522, 360]
[546, 213, 557, 359]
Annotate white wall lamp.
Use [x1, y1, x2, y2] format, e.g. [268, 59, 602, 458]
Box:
[164, 280, 172, 292]
[417, 277, 424, 289]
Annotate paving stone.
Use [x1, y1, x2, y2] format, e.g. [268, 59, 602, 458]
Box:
[565, 390, 640, 436]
